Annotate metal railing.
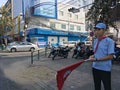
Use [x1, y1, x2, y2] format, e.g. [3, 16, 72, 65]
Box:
[30, 47, 50, 64]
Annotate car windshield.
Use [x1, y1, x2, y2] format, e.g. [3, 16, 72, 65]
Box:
[8, 42, 19, 46]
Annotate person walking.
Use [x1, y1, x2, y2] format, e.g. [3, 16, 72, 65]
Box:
[89, 23, 115, 90]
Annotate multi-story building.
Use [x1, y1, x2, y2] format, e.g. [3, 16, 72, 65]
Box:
[25, 0, 89, 47]
[4, 0, 89, 48]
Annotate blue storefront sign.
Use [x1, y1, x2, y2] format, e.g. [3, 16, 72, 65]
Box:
[27, 28, 68, 36]
[26, 28, 88, 47]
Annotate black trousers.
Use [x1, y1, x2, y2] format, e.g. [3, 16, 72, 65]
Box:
[92, 68, 111, 90]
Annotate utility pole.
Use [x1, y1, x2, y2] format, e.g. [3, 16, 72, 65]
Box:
[18, 15, 20, 37]
[17, 13, 23, 41]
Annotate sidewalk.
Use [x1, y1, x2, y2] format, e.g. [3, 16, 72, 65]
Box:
[2, 52, 120, 90]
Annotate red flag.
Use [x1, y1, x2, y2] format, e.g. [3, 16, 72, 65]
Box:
[56, 60, 85, 90]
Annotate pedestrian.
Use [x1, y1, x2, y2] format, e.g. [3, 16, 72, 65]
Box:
[89, 22, 115, 90]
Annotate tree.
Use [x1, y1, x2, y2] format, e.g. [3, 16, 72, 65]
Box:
[0, 6, 14, 37]
[86, 0, 120, 30]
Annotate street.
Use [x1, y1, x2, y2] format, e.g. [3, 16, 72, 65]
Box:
[0, 51, 120, 90]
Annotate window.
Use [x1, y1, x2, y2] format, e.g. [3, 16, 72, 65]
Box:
[70, 25, 74, 30]
[50, 22, 56, 28]
[59, 11, 64, 16]
[77, 26, 81, 31]
[61, 24, 66, 29]
[75, 15, 78, 20]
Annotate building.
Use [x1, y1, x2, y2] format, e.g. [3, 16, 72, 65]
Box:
[2, 0, 24, 41]
[25, 0, 89, 48]
[4, 0, 89, 48]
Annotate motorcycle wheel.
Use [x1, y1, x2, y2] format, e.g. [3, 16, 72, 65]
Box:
[64, 54, 68, 58]
[52, 53, 57, 60]
[48, 52, 52, 58]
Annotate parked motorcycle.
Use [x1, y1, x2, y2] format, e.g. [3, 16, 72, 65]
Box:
[52, 46, 70, 60]
[75, 47, 85, 59]
[74, 45, 94, 59]
[48, 46, 57, 58]
[113, 47, 120, 63]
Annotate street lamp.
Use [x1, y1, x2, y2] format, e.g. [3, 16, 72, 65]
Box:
[68, 3, 93, 13]
[18, 13, 23, 35]
[17, 13, 23, 41]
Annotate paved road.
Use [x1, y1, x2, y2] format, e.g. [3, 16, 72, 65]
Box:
[0, 51, 120, 90]
[0, 52, 29, 90]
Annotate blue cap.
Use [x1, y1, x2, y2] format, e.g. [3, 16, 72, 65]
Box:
[95, 23, 106, 29]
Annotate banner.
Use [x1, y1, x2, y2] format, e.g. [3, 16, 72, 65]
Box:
[56, 60, 85, 90]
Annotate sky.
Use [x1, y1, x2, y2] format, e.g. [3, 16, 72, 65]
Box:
[0, 0, 7, 7]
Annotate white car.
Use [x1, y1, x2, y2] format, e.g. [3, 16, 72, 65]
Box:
[60, 41, 77, 48]
[7, 42, 39, 52]
[84, 41, 92, 46]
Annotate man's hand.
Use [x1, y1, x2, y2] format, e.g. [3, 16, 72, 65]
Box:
[89, 55, 96, 61]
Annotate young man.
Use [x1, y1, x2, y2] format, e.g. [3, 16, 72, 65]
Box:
[89, 23, 115, 90]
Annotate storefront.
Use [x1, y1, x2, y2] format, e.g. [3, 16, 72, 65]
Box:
[26, 28, 88, 48]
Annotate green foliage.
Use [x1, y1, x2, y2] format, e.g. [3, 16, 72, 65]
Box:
[86, 0, 120, 31]
[0, 6, 14, 36]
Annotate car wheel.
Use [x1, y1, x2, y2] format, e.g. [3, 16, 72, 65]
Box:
[30, 47, 35, 52]
[11, 48, 16, 52]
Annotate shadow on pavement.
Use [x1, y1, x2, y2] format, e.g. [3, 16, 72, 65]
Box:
[0, 68, 24, 90]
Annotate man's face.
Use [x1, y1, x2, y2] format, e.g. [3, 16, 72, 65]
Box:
[94, 28, 105, 37]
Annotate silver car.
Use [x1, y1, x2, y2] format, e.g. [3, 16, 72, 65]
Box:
[7, 42, 38, 52]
